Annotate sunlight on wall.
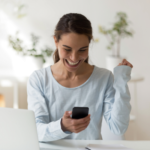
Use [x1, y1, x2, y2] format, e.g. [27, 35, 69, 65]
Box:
[0, 10, 39, 77]
[0, 80, 13, 87]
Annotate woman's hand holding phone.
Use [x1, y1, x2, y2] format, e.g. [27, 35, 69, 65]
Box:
[61, 111, 91, 133]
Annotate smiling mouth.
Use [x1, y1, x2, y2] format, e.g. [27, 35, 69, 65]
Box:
[65, 59, 81, 67]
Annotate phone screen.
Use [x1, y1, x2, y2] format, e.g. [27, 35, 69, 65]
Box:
[72, 107, 89, 119]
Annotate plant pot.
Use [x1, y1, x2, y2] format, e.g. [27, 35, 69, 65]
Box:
[23, 56, 43, 76]
[11, 52, 43, 76]
[106, 55, 127, 73]
[24, 56, 43, 69]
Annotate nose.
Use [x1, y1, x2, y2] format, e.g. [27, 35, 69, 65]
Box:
[69, 52, 79, 62]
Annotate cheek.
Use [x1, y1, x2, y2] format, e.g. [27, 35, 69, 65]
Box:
[58, 49, 68, 59]
[80, 51, 88, 59]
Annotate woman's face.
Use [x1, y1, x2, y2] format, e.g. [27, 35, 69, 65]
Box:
[54, 32, 89, 72]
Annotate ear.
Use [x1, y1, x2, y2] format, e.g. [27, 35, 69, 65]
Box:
[53, 36, 58, 48]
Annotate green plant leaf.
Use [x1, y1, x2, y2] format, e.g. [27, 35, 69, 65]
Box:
[98, 11, 134, 54]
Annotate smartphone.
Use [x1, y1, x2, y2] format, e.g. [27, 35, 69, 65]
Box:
[72, 107, 89, 119]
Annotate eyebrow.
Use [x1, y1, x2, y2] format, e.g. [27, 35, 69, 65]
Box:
[63, 45, 88, 49]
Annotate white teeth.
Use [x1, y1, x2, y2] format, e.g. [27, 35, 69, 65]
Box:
[67, 60, 79, 65]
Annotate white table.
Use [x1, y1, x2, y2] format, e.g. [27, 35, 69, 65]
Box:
[39, 140, 150, 150]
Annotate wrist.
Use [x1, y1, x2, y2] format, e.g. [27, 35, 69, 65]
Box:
[61, 118, 67, 132]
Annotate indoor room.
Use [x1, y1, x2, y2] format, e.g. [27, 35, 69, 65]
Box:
[0, 0, 150, 150]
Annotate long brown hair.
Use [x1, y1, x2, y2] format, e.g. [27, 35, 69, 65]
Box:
[53, 13, 94, 64]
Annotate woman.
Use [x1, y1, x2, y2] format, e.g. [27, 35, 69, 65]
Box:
[27, 13, 133, 142]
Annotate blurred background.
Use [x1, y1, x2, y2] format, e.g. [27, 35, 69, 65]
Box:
[0, 0, 149, 141]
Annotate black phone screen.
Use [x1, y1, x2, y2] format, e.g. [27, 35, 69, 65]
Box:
[72, 107, 89, 119]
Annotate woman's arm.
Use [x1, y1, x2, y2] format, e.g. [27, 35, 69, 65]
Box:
[103, 65, 132, 135]
[27, 71, 71, 142]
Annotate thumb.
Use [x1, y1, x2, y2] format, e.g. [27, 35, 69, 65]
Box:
[64, 111, 72, 118]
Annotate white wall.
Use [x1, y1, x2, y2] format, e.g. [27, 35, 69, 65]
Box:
[0, 0, 150, 140]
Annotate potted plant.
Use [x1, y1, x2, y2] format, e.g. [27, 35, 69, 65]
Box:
[95, 12, 134, 73]
[8, 31, 54, 75]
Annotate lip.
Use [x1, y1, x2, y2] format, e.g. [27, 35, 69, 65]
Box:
[65, 59, 81, 68]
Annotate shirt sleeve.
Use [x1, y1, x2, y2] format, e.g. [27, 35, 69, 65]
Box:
[27, 71, 71, 142]
[102, 65, 132, 135]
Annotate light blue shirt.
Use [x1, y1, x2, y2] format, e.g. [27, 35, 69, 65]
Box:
[27, 65, 132, 142]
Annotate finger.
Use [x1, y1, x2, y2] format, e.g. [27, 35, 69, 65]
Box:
[77, 114, 91, 122]
[127, 62, 133, 68]
[73, 120, 90, 133]
[128, 62, 133, 67]
[122, 59, 127, 65]
[64, 111, 72, 118]
[122, 59, 125, 64]
[77, 120, 90, 132]
[74, 114, 91, 125]
[71, 115, 90, 126]
[123, 60, 133, 67]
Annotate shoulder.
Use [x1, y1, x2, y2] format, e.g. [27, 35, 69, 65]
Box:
[88, 65, 113, 86]
[28, 66, 51, 86]
[29, 66, 50, 79]
[93, 65, 112, 78]
[27, 66, 51, 93]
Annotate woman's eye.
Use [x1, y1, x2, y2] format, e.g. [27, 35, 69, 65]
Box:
[64, 49, 71, 51]
[79, 49, 87, 52]
[64, 49, 87, 52]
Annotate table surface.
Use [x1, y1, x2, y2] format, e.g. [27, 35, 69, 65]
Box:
[39, 140, 150, 150]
